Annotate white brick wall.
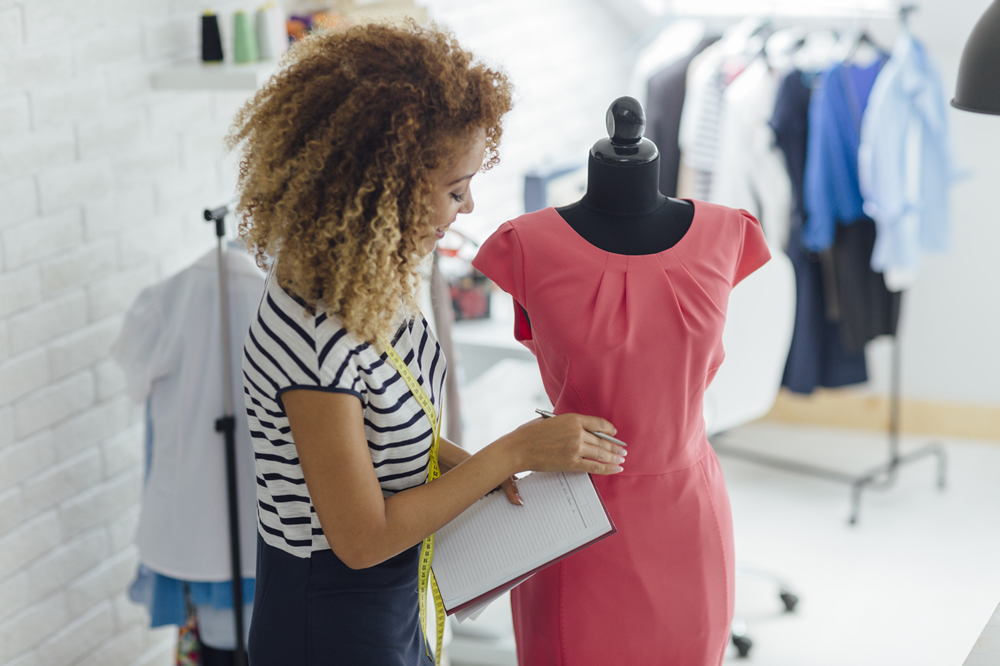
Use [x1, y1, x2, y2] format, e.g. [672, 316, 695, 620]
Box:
[0, 0, 636, 662]
[0, 0, 260, 662]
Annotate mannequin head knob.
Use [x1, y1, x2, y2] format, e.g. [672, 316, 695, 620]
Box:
[591, 96, 658, 166]
[605, 96, 645, 145]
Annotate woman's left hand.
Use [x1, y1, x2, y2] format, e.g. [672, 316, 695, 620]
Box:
[439, 437, 523, 507]
[500, 476, 524, 506]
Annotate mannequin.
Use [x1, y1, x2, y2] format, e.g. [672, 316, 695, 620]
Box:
[557, 96, 694, 255]
[473, 96, 771, 664]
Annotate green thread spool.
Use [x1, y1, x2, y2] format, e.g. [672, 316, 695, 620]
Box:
[233, 10, 259, 63]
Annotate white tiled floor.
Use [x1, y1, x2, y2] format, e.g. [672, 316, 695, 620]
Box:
[451, 360, 1000, 665]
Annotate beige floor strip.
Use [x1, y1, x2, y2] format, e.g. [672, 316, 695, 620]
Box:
[762, 388, 1000, 441]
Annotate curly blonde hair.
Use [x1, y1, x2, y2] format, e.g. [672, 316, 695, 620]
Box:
[226, 21, 512, 342]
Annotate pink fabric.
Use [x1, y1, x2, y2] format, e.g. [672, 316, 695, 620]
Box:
[472, 202, 770, 665]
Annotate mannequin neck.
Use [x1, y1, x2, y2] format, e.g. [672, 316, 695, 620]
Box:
[579, 153, 666, 216]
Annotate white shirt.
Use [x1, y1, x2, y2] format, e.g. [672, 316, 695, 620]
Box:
[113, 247, 264, 580]
[710, 57, 793, 250]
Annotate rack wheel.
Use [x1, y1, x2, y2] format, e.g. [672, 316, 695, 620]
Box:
[732, 634, 752, 658]
[780, 592, 799, 612]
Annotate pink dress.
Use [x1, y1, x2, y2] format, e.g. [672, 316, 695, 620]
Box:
[472, 201, 770, 666]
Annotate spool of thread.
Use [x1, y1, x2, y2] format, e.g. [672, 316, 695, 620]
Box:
[233, 10, 259, 63]
[255, 3, 288, 60]
[201, 12, 224, 63]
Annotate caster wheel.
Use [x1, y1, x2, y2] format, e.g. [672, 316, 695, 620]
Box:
[780, 592, 799, 612]
[732, 634, 752, 658]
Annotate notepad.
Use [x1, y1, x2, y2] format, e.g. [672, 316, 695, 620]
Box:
[432, 470, 616, 621]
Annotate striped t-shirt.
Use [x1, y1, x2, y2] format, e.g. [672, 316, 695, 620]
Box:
[242, 273, 446, 558]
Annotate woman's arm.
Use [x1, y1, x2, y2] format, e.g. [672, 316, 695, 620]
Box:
[439, 436, 522, 506]
[284, 390, 624, 570]
[437, 436, 471, 474]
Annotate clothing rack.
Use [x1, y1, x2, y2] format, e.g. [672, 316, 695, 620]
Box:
[203, 203, 248, 665]
[712, 3, 946, 525]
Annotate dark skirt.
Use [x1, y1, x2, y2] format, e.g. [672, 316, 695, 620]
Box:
[248, 535, 433, 665]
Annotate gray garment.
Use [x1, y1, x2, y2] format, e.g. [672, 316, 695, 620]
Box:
[644, 36, 718, 197]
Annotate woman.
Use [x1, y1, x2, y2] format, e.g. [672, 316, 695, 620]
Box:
[226, 22, 626, 665]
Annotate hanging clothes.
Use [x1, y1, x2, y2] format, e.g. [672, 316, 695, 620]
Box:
[677, 18, 767, 200]
[803, 56, 901, 354]
[802, 58, 887, 253]
[644, 35, 719, 197]
[127, 401, 255, 650]
[858, 32, 954, 291]
[710, 55, 793, 249]
[771, 69, 868, 393]
[628, 19, 708, 110]
[112, 247, 263, 581]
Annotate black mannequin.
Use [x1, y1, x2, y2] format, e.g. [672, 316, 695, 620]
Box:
[557, 97, 694, 255]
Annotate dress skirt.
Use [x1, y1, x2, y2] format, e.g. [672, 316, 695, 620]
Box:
[248, 535, 433, 665]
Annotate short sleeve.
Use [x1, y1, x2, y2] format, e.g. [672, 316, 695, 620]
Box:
[473, 221, 533, 343]
[732, 209, 771, 287]
[473, 221, 525, 304]
[314, 328, 366, 400]
[112, 286, 166, 403]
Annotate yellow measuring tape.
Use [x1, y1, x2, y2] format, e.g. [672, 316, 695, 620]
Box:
[377, 333, 446, 665]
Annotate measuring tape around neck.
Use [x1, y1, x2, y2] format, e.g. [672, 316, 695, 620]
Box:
[377, 332, 445, 665]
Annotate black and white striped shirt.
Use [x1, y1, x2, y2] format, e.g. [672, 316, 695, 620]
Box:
[242, 273, 446, 558]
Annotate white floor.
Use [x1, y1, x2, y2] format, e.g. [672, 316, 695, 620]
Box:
[451, 360, 1000, 666]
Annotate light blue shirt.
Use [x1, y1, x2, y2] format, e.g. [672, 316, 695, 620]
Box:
[858, 33, 954, 290]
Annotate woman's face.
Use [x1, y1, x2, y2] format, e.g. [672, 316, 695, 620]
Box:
[421, 128, 488, 255]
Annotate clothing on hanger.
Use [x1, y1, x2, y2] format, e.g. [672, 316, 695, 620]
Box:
[858, 32, 954, 291]
[127, 398, 255, 650]
[827, 219, 902, 353]
[710, 54, 793, 249]
[771, 68, 868, 394]
[677, 19, 766, 200]
[802, 56, 887, 252]
[112, 247, 263, 581]
[802, 54, 902, 353]
[643, 35, 719, 197]
[628, 19, 707, 109]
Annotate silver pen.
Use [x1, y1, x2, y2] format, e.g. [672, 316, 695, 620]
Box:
[534, 409, 628, 447]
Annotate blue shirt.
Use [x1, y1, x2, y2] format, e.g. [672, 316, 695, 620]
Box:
[858, 33, 954, 290]
[802, 57, 886, 252]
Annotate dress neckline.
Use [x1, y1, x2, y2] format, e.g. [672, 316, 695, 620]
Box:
[543, 200, 700, 259]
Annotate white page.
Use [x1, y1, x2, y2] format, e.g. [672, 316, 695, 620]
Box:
[433, 471, 612, 611]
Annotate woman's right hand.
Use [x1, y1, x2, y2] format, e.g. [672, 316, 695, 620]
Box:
[504, 413, 626, 476]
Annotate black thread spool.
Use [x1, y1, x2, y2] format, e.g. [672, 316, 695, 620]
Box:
[202, 13, 224, 63]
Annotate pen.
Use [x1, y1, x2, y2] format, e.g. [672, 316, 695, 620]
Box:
[534, 409, 628, 448]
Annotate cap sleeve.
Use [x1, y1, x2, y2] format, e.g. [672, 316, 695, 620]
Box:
[732, 209, 771, 287]
[472, 221, 532, 343]
[112, 286, 166, 403]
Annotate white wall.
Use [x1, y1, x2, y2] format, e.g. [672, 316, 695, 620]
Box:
[0, 1, 253, 663]
[421, 0, 635, 242]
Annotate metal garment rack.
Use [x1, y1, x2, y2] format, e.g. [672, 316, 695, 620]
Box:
[713, 336, 947, 524]
[203, 204, 248, 666]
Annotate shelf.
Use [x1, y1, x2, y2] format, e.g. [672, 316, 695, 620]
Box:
[152, 60, 279, 91]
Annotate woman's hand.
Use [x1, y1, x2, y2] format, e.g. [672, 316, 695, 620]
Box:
[504, 413, 625, 477]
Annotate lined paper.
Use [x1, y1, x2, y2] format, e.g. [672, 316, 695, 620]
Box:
[433, 471, 613, 612]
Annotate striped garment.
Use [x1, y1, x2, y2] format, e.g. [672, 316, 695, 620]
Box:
[242, 272, 446, 558]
